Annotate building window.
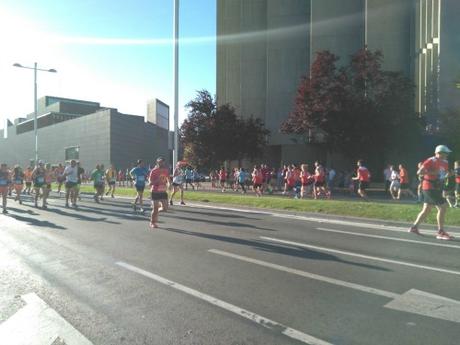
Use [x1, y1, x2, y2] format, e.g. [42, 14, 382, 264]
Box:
[65, 146, 80, 161]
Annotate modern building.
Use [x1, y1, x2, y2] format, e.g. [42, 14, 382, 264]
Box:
[0, 96, 170, 171]
[217, 0, 460, 165]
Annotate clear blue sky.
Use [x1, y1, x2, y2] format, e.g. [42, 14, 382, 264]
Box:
[0, 0, 216, 129]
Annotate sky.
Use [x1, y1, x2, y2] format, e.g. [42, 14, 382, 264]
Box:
[0, 0, 216, 130]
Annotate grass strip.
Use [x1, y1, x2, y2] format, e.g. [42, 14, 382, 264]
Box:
[74, 184, 460, 226]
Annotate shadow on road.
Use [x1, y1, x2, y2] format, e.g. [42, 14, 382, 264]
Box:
[163, 227, 391, 272]
[6, 212, 67, 230]
[177, 208, 261, 220]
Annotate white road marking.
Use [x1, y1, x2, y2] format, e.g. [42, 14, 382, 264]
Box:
[208, 249, 398, 299]
[185, 203, 460, 236]
[0, 293, 93, 345]
[260, 236, 460, 276]
[209, 249, 460, 323]
[316, 227, 460, 249]
[116, 261, 332, 345]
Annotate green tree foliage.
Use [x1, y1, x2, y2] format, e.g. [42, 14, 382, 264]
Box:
[180, 90, 270, 169]
[282, 49, 423, 161]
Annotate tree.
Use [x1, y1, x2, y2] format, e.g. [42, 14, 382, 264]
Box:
[180, 90, 270, 169]
[282, 49, 423, 162]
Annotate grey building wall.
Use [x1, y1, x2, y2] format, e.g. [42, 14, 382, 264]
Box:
[109, 113, 170, 170]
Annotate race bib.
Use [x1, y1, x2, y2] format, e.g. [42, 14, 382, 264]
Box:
[137, 175, 145, 184]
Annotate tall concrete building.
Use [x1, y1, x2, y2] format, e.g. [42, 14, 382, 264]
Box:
[217, 0, 460, 165]
[0, 96, 170, 170]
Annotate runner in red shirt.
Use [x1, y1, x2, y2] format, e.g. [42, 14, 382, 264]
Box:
[252, 166, 263, 197]
[148, 157, 170, 229]
[352, 160, 371, 200]
[409, 145, 453, 240]
[398, 164, 416, 200]
[300, 164, 313, 199]
[313, 161, 330, 199]
[455, 161, 460, 208]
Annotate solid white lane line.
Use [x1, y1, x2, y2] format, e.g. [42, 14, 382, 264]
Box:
[260, 236, 460, 276]
[208, 249, 398, 299]
[185, 203, 460, 236]
[116, 261, 332, 345]
[316, 227, 460, 249]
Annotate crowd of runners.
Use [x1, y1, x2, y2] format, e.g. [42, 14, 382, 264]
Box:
[0, 145, 458, 239]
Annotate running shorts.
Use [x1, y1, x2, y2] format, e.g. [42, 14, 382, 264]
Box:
[34, 183, 44, 189]
[66, 182, 78, 189]
[422, 189, 446, 206]
[25, 182, 32, 187]
[253, 183, 262, 189]
[400, 183, 409, 190]
[151, 192, 168, 201]
[358, 181, 369, 191]
[186, 178, 193, 184]
[94, 182, 104, 189]
[135, 184, 145, 192]
[315, 181, 325, 187]
[172, 182, 182, 187]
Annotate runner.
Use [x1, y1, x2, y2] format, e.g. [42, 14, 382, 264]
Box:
[443, 167, 456, 208]
[43, 163, 54, 208]
[352, 160, 371, 200]
[252, 166, 263, 197]
[398, 164, 417, 200]
[105, 164, 117, 198]
[63, 160, 79, 208]
[130, 160, 149, 212]
[185, 166, 195, 190]
[455, 161, 460, 208]
[313, 161, 330, 199]
[149, 157, 170, 229]
[237, 168, 248, 194]
[32, 160, 47, 208]
[219, 167, 227, 192]
[12, 165, 24, 204]
[118, 169, 125, 187]
[55, 163, 65, 196]
[0, 163, 10, 214]
[169, 162, 186, 206]
[76, 162, 85, 202]
[409, 145, 453, 240]
[24, 166, 33, 195]
[389, 165, 400, 200]
[416, 162, 424, 203]
[90, 164, 105, 203]
[300, 164, 313, 199]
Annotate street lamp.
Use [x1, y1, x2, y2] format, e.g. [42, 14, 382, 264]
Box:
[13, 62, 57, 165]
[173, 0, 179, 168]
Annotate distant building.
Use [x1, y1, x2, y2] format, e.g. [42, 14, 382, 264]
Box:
[217, 0, 460, 165]
[0, 96, 170, 170]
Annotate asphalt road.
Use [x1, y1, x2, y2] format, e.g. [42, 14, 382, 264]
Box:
[0, 193, 459, 345]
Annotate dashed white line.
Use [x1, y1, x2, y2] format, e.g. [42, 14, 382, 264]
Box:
[260, 236, 460, 276]
[116, 261, 332, 345]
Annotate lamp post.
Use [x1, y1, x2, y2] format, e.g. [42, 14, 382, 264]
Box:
[13, 62, 57, 165]
[173, 0, 179, 168]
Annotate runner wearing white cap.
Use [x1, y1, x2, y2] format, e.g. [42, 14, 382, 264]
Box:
[409, 145, 454, 240]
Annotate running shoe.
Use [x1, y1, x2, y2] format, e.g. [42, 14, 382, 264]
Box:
[436, 230, 454, 241]
[149, 222, 158, 229]
[180, 201, 186, 205]
[133, 203, 137, 211]
[42, 205, 48, 210]
[169, 200, 173, 206]
[2, 209, 7, 214]
[65, 203, 69, 208]
[408, 226, 420, 235]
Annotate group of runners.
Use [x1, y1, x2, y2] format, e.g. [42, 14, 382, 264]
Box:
[0, 145, 458, 238]
[210, 160, 371, 200]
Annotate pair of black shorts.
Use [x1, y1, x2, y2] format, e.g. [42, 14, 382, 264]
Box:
[135, 184, 145, 192]
[66, 181, 78, 189]
[151, 192, 168, 201]
[315, 181, 325, 187]
[108, 181, 116, 186]
[25, 182, 32, 187]
[400, 183, 409, 190]
[422, 189, 446, 206]
[186, 178, 193, 184]
[253, 183, 262, 189]
[94, 182, 104, 189]
[358, 181, 369, 190]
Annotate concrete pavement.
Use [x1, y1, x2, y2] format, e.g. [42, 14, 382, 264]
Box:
[0, 193, 459, 344]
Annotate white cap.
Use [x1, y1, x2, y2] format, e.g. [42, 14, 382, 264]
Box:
[435, 145, 452, 154]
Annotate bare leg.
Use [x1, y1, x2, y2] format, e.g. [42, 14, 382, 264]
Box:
[413, 203, 433, 228]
